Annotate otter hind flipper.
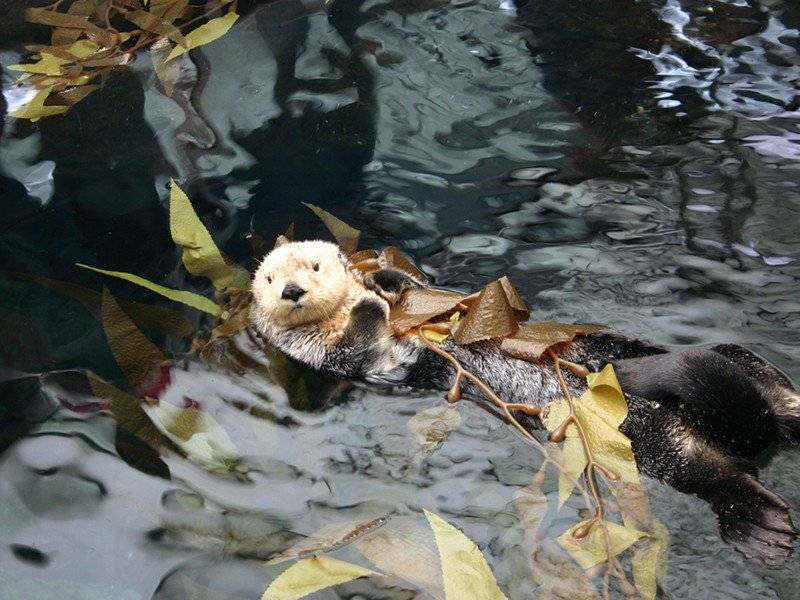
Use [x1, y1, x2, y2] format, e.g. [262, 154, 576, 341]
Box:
[711, 473, 797, 569]
[614, 350, 778, 457]
[710, 344, 800, 443]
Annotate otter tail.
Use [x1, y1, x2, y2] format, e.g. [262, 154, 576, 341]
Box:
[710, 344, 800, 443]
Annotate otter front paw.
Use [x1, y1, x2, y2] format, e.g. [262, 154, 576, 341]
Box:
[340, 298, 389, 346]
[363, 268, 420, 306]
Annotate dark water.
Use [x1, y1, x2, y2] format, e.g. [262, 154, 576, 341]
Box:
[2, 0, 800, 597]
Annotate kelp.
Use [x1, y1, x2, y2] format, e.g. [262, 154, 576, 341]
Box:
[76, 194, 667, 598]
[9, 0, 240, 120]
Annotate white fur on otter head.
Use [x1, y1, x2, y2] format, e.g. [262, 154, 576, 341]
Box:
[251, 240, 355, 332]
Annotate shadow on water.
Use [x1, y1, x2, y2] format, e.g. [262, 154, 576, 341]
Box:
[1, 0, 800, 598]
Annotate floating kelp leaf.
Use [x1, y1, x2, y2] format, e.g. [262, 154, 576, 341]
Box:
[407, 405, 461, 465]
[27, 6, 117, 48]
[607, 480, 651, 531]
[261, 555, 377, 600]
[541, 365, 639, 505]
[171, 574, 250, 600]
[497, 276, 528, 321]
[26, 7, 98, 31]
[101, 287, 166, 387]
[379, 247, 427, 283]
[77, 263, 221, 316]
[50, 84, 100, 106]
[354, 516, 446, 599]
[389, 288, 464, 333]
[424, 510, 507, 600]
[452, 279, 519, 345]
[9, 89, 68, 121]
[513, 467, 548, 535]
[530, 540, 601, 599]
[350, 249, 378, 264]
[632, 520, 669, 600]
[151, 37, 181, 97]
[165, 12, 240, 62]
[557, 434, 588, 508]
[501, 322, 606, 362]
[50, 0, 94, 45]
[557, 519, 645, 570]
[124, 9, 186, 45]
[420, 329, 448, 344]
[8, 54, 69, 76]
[148, 0, 192, 22]
[267, 516, 390, 565]
[66, 39, 100, 59]
[303, 203, 361, 255]
[169, 180, 244, 290]
[87, 372, 174, 452]
[143, 401, 238, 473]
[271, 222, 295, 250]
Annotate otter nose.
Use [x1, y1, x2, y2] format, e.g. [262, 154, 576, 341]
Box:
[281, 282, 306, 302]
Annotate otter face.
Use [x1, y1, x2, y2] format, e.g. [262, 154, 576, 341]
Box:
[252, 240, 351, 329]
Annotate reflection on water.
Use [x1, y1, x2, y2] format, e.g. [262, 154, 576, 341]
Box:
[2, 0, 800, 597]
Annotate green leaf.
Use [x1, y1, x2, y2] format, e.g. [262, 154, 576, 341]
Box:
[261, 556, 377, 600]
[424, 510, 507, 600]
[632, 520, 669, 600]
[557, 519, 645, 570]
[77, 263, 221, 316]
[165, 12, 239, 62]
[169, 179, 243, 290]
[101, 287, 166, 387]
[303, 203, 361, 255]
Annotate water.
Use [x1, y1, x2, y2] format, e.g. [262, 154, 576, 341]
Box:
[1, 0, 800, 597]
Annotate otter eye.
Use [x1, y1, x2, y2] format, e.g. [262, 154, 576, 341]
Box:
[267, 275, 272, 284]
[313, 263, 320, 272]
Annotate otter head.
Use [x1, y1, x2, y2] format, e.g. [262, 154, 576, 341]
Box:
[252, 240, 351, 329]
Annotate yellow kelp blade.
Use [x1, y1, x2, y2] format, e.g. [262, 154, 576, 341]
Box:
[8, 53, 68, 75]
[541, 364, 639, 505]
[632, 520, 669, 600]
[77, 263, 221, 316]
[9, 89, 69, 121]
[261, 555, 377, 600]
[424, 510, 507, 600]
[303, 203, 361, 255]
[169, 180, 247, 290]
[165, 12, 239, 62]
[557, 519, 646, 570]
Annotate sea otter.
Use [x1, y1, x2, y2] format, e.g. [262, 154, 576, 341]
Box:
[251, 240, 800, 567]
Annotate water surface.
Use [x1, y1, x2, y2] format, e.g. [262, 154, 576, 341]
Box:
[2, 0, 800, 598]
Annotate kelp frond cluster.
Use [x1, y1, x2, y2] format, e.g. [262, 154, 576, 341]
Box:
[9, 0, 239, 120]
